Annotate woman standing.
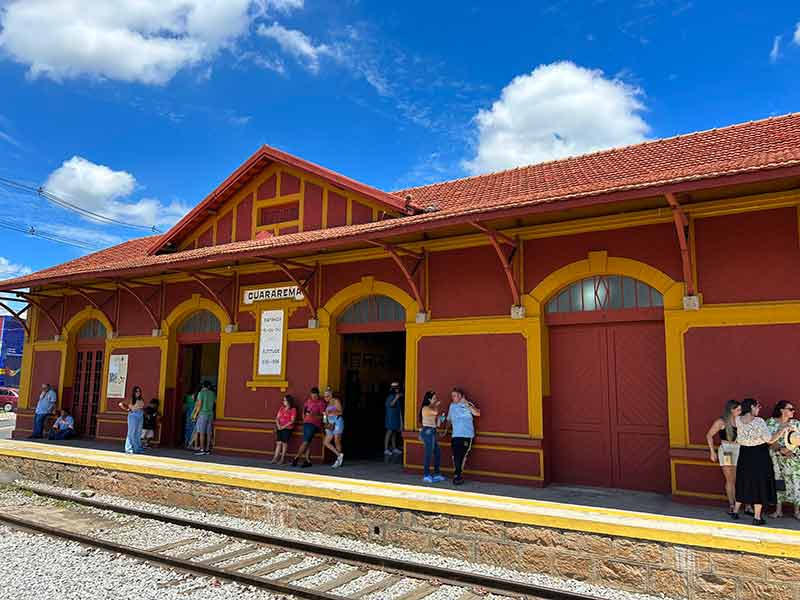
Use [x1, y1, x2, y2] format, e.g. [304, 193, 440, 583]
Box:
[420, 391, 446, 483]
[446, 388, 480, 485]
[732, 398, 794, 525]
[766, 400, 800, 519]
[705, 400, 742, 513]
[322, 387, 345, 468]
[271, 394, 297, 465]
[118, 386, 145, 455]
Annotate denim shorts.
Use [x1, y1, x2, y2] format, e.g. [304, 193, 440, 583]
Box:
[195, 414, 213, 435]
[325, 416, 344, 436]
[303, 423, 320, 443]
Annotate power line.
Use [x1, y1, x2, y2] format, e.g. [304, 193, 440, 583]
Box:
[0, 218, 100, 251]
[0, 176, 160, 233]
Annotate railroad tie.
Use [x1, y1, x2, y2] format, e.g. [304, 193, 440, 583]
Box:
[314, 569, 364, 593]
[199, 545, 264, 566]
[348, 574, 402, 599]
[149, 538, 199, 554]
[394, 582, 436, 600]
[222, 551, 279, 571]
[276, 561, 331, 583]
[250, 555, 305, 577]
[173, 541, 231, 561]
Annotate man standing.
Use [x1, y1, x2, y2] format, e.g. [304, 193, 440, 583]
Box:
[48, 409, 75, 440]
[191, 381, 215, 456]
[292, 387, 326, 468]
[31, 383, 57, 439]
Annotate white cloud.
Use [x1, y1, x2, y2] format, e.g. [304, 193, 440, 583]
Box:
[463, 61, 650, 174]
[795, 23, 800, 45]
[44, 156, 189, 228]
[770, 35, 782, 63]
[257, 22, 331, 73]
[0, 257, 31, 280]
[0, 0, 297, 85]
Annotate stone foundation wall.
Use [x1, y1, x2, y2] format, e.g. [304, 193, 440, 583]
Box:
[2, 456, 798, 600]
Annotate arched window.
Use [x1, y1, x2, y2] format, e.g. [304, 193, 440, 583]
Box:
[77, 319, 107, 339]
[178, 310, 221, 334]
[546, 275, 663, 314]
[339, 295, 406, 325]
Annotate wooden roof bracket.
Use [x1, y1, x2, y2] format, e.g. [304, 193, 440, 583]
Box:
[367, 240, 426, 314]
[10, 292, 61, 334]
[665, 193, 695, 296]
[117, 282, 160, 330]
[272, 260, 319, 318]
[187, 273, 234, 325]
[470, 222, 521, 307]
[0, 301, 29, 337]
[67, 285, 117, 332]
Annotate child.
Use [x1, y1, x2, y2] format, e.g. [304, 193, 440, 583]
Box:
[271, 394, 296, 465]
[141, 398, 159, 449]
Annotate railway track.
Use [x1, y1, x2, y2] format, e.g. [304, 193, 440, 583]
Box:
[0, 486, 600, 600]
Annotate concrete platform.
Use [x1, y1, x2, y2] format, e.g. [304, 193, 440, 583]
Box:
[1, 438, 798, 559]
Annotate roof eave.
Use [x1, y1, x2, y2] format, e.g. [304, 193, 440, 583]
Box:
[6, 161, 800, 293]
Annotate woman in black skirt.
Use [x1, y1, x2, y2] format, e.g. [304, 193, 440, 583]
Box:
[732, 398, 796, 525]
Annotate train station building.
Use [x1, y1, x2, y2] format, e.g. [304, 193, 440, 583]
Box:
[2, 113, 800, 503]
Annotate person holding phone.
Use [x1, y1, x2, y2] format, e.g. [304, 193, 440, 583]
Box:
[705, 400, 742, 515]
[292, 387, 326, 468]
[419, 390, 446, 483]
[446, 387, 480, 485]
[271, 394, 297, 465]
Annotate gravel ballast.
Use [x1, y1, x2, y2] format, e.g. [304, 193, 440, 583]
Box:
[2, 481, 670, 600]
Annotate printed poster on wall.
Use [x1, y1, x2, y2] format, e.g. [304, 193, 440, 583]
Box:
[106, 354, 129, 398]
[258, 309, 285, 376]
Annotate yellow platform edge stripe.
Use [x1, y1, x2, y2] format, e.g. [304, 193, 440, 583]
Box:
[0, 442, 797, 559]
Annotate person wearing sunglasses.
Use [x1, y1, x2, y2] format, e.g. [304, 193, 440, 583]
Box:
[732, 398, 797, 525]
[766, 400, 800, 519]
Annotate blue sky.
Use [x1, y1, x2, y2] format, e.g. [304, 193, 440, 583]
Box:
[0, 0, 799, 293]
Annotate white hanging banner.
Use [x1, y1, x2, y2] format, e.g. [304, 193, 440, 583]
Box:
[106, 354, 129, 399]
[258, 309, 285, 376]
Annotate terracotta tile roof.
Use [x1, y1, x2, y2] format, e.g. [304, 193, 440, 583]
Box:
[3, 113, 800, 291]
[393, 112, 800, 212]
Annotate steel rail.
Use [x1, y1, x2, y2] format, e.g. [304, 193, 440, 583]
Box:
[21, 486, 597, 600]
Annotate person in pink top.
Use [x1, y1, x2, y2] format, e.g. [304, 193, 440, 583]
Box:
[271, 394, 297, 465]
[291, 387, 327, 468]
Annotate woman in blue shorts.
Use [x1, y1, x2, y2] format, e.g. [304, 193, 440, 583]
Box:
[322, 387, 345, 468]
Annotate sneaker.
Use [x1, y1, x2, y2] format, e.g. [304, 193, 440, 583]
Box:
[384, 449, 393, 456]
[193, 450, 205, 456]
[453, 477, 465, 486]
[291, 457, 299, 467]
[432, 475, 446, 483]
[422, 476, 434, 483]
[301, 461, 312, 468]
[334, 454, 344, 468]
[392, 448, 403, 455]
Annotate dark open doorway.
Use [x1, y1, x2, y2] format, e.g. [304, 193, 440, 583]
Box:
[341, 331, 406, 460]
[174, 342, 220, 446]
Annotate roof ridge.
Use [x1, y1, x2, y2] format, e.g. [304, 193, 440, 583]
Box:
[394, 112, 800, 197]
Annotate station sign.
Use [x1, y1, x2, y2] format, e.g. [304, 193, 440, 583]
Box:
[243, 285, 304, 304]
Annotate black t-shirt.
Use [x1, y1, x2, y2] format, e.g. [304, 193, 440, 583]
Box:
[143, 406, 158, 430]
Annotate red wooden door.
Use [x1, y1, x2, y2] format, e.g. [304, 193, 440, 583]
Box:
[549, 322, 669, 493]
[71, 347, 104, 437]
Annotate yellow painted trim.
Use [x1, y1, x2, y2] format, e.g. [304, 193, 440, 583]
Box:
[5, 442, 799, 558]
[670, 458, 727, 501]
[319, 276, 418, 395]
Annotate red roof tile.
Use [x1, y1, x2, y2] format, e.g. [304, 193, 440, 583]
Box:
[4, 113, 800, 291]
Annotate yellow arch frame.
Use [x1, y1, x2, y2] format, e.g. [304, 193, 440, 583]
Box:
[524, 251, 686, 449]
[318, 276, 419, 397]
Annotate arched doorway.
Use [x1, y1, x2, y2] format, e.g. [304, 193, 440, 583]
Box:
[173, 309, 221, 446]
[71, 319, 107, 437]
[546, 274, 670, 493]
[337, 295, 406, 459]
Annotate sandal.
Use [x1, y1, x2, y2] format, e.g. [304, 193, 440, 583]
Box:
[769, 511, 783, 519]
[727, 511, 740, 520]
[753, 517, 767, 526]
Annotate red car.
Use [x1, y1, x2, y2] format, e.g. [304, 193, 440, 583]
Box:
[0, 387, 18, 412]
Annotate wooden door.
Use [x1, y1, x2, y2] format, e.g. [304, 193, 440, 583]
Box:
[71, 347, 104, 437]
[549, 322, 669, 493]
